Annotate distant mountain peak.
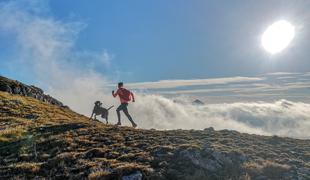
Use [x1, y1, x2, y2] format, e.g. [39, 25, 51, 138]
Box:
[192, 99, 204, 105]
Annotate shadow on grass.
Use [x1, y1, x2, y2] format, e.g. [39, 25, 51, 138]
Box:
[33, 123, 86, 136]
[0, 123, 86, 158]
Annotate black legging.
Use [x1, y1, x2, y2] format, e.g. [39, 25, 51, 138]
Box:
[116, 103, 135, 124]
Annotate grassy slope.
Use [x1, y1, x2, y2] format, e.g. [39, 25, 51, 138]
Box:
[0, 91, 309, 179]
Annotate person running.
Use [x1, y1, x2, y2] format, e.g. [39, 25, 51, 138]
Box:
[112, 82, 137, 127]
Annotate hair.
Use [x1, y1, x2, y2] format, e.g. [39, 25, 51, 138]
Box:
[118, 82, 123, 87]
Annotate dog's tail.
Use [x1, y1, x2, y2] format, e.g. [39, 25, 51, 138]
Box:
[107, 105, 114, 110]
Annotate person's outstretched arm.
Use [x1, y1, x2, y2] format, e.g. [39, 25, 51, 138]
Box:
[112, 89, 118, 97]
[131, 92, 135, 102]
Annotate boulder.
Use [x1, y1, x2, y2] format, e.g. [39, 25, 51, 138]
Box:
[122, 171, 142, 180]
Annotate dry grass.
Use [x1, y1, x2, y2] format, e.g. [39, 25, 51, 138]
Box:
[13, 162, 42, 173]
[88, 170, 111, 179]
[0, 125, 26, 142]
[243, 160, 291, 179]
[0, 91, 309, 179]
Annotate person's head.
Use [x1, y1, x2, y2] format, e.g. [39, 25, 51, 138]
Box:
[118, 82, 123, 88]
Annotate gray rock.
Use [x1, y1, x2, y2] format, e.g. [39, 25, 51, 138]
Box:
[37, 94, 44, 101]
[122, 171, 143, 180]
[13, 86, 21, 94]
[204, 127, 215, 131]
[21, 86, 27, 95]
[0, 84, 12, 93]
[298, 167, 310, 178]
[179, 143, 246, 175]
[30, 85, 43, 94]
[84, 148, 106, 158]
[212, 151, 232, 165]
[158, 161, 168, 167]
[180, 150, 222, 172]
[255, 175, 268, 180]
[192, 99, 205, 105]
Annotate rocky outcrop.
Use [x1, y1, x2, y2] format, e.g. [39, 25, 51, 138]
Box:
[0, 76, 64, 107]
[122, 171, 143, 180]
[149, 142, 247, 179]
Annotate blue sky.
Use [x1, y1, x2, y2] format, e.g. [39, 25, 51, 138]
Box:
[0, 0, 310, 101]
[49, 1, 309, 81]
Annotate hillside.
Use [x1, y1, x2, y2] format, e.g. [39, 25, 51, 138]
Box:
[0, 79, 309, 179]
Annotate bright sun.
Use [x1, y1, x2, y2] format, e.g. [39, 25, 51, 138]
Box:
[261, 20, 295, 54]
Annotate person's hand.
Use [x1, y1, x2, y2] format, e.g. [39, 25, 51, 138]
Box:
[132, 99, 135, 102]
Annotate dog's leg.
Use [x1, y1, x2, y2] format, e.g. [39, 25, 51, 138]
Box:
[106, 115, 108, 124]
[89, 112, 94, 120]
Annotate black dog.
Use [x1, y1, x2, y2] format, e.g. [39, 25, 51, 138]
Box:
[90, 101, 114, 124]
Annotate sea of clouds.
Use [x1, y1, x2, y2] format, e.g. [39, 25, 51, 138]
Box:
[1, 0, 309, 139]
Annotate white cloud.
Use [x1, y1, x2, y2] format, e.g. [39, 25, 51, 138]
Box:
[301, 72, 310, 77]
[125, 77, 264, 89]
[284, 82, 310, 89]
[159, 88, 240, 95]
[158, 83, 273, 95]
[276, 76, 297, 80]
[132, 96, 310, 139]
[266, 72, 301, 76]
[129, 73, 310, 100]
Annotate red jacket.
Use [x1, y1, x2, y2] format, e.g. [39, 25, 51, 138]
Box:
[112, 88, 135, 103]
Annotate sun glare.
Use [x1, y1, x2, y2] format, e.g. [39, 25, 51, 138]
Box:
[261, 20, 295, 54]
